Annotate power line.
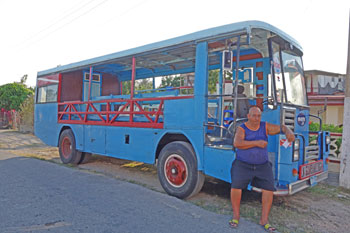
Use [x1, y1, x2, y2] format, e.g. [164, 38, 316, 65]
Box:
[27, 0, 98, 42]
[18, 0, 110, 50]
[16, 0, 99, 48]
[96, 0, 149, 27]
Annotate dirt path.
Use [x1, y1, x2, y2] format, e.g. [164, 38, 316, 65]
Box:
[1, 130, 350, 233]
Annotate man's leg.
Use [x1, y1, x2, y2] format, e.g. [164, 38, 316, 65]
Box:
[230, 188, 242, 221]
[260, 189, 273, 225]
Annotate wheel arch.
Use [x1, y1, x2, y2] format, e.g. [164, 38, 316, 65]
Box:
[155, 131, 202, 170]
[58, 125, 85, 151]
[57, 125, 73, 147]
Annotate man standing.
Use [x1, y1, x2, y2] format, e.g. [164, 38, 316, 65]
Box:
[229, 106, 295, 232]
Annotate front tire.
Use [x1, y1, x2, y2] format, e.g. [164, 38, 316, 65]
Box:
[157, 141, 204, 199]
[58, 129, 82, 165]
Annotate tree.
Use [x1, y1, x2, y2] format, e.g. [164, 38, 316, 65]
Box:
[159, 75, 182, 88]
[20, 74, 28, 84]
[18, 92, 34, 131]
[122, 81, 131, 94]
[0, 79, 34, 111]
[208, 70, 219, 94]
[135, 79, 153, 91]
[208, 69, 233, 94]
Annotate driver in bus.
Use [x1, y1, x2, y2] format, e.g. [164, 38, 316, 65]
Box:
[229, 106, 294, 232]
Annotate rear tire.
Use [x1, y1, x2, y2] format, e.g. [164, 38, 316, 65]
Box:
[78, 152, 92, 164]
[157, 141, 204, 199]
[58, 129, 82, 165]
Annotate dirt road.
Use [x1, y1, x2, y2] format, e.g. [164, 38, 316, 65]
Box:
[1, 130, 350, 233]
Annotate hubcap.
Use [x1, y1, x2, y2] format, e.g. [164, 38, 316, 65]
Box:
[164, 154, 188, 188]
[61, 137, 72, 159]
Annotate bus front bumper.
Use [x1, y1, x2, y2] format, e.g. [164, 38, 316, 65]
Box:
[251, 171, 329, 196]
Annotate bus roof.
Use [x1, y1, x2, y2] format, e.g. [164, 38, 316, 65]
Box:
[37, 20, 302, 77]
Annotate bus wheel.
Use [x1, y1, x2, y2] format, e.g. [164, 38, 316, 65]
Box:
[78, 152, 92, 164]
[58, 129, 82, 165]
[157, 141, 204, 199]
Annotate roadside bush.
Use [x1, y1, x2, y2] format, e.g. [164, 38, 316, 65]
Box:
[18, 93, 34, 133]
[309, 122, 343, 133]
[0, 82, 34, 111]
[309, 122, 343, 156]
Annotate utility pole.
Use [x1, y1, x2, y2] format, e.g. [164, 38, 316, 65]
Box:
[340, 11, 350, 188]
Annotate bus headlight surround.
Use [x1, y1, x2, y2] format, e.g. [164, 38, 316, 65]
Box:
[293, 139, 300, 162]
[294, 139, 300, 150]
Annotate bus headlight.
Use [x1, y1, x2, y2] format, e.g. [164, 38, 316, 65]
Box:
[293, 139, 300, 162]
[326, 135, 331, 145]
[294, 139, 300, 150]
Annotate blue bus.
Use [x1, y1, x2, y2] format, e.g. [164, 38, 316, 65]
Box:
[35, 21, 329, 198]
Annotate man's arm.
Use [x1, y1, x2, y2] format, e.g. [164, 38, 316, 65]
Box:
[234, 126, 267, 149]
[267, 123, 295, 142]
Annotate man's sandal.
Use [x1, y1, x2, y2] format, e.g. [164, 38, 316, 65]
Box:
[262, 223, 276, 232]
[229, 219, 239, 228]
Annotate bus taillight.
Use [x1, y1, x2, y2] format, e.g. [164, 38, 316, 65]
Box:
[292, 168, 298, 177]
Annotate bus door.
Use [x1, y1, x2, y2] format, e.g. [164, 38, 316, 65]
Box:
[204, 47, 267, 182]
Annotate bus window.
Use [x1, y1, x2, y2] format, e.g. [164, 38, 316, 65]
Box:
[281, 52, 307, 106]
[238, 67, 255, 99]
[271, 41, 285, 102]
[36, 74, 59, 103]
[83, 72, 101, 101]
[37, 85, 58, 103]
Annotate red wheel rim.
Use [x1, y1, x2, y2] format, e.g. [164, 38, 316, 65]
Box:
[164, 154, 188, 187]
[61, 137, 72, 159]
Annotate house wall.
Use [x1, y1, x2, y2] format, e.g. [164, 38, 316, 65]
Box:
[338, 106, 344, 125]
[309, 105, 343, 126]
[305, 70, 345, 126]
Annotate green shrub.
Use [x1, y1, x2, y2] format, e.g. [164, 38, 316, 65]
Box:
[309, 123, 343, 155]
[19, 93, 34, 127]
[309, 122, 343, 133]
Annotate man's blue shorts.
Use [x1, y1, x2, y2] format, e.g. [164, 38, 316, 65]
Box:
[230, 159, 275, 191]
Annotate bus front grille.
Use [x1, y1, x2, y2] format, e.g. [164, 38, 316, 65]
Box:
[282, 108, 296, 132]
[305, 145, 320, 160]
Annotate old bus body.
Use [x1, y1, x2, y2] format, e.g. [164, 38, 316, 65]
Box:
[35, 21, 329, 198]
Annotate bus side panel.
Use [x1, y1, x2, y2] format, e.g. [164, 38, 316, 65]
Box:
[34, 103, 59, 147]
[84, 125, 106, 154]
[163, 98, 205, 169]
[262, 108, 281, 180]
[203, 147, 235, 183]
[105, 127, 159, 164]
[69, 124, 84, 151]
[164, 98, 197, 129]
[179, 129, 205, 170]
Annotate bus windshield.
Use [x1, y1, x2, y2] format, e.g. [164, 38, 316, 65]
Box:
[271, 40, 307, 106]
[281, 51, 307, 106]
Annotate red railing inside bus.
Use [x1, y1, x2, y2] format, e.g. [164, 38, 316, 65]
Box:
[57, 95, 193, 128]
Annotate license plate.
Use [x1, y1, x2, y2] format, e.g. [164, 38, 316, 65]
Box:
[310, 175, 317, 186]
[299, 160, 323, 179]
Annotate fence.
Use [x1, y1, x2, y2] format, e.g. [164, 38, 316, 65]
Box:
[309, 132, 342, 162]
[328, 133, 342, 162]
[0, 109, 19, 129]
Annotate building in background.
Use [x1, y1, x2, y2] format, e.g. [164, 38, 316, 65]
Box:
[305, 70, 346, 126]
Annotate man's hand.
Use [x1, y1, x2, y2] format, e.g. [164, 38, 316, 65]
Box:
[286, 131, 295, 143]
[255, 140, 268, 148]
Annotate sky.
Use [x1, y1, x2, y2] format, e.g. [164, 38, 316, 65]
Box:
[0, 0, 349, 87]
